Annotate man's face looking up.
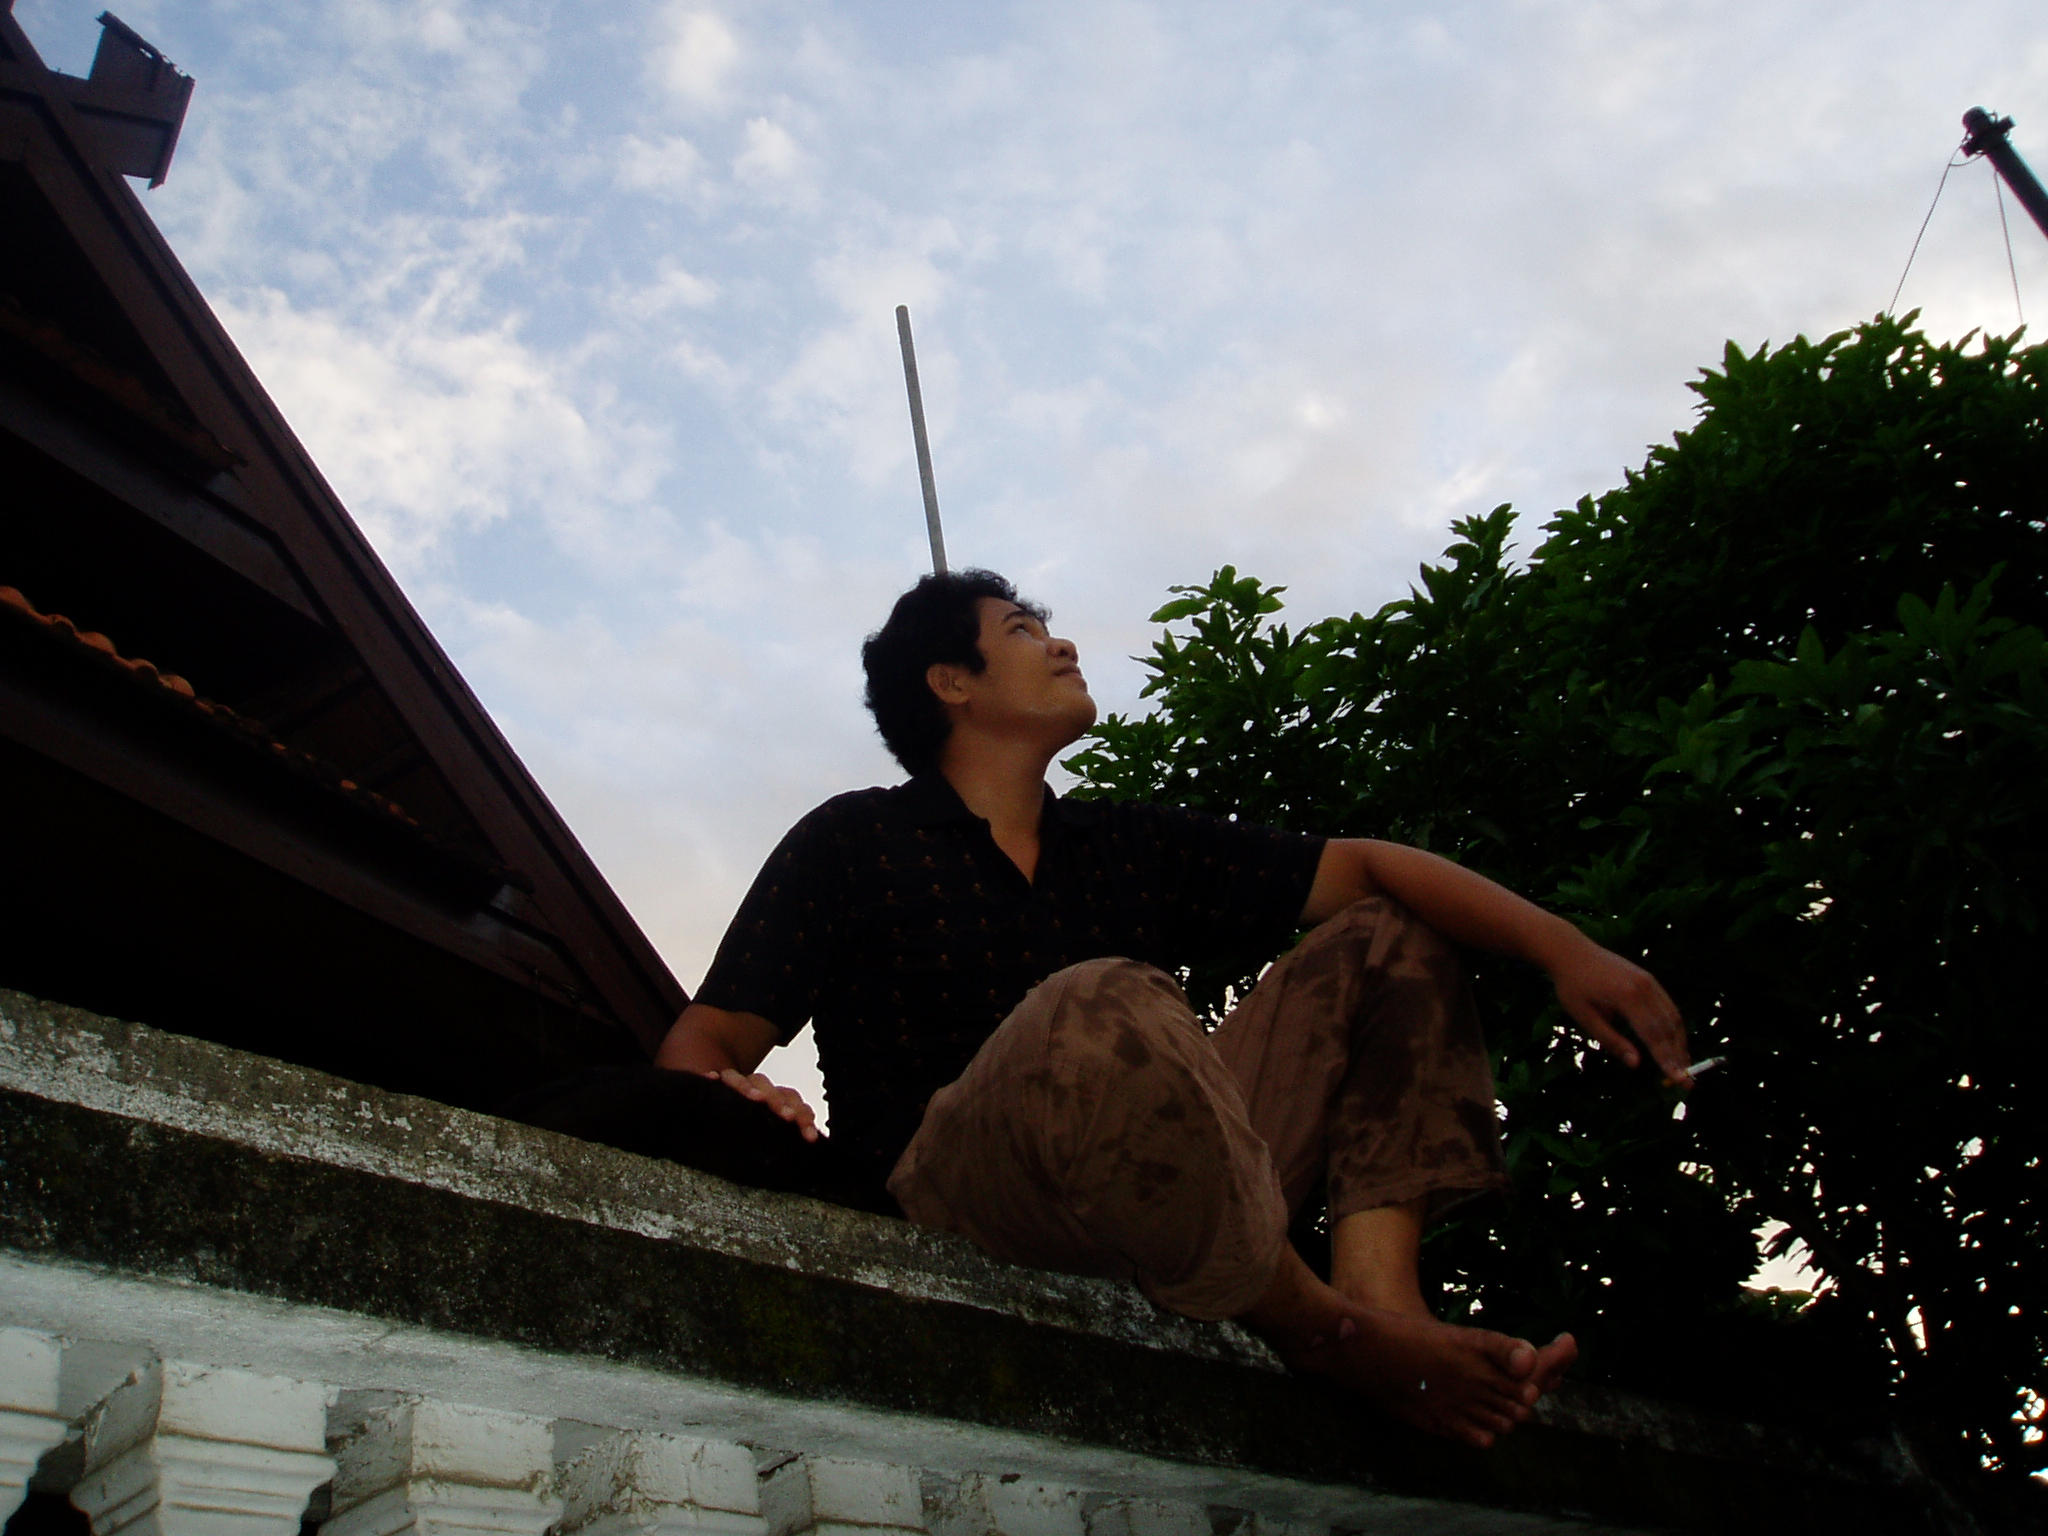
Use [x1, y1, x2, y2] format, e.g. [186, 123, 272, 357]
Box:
[930, 596, 1098, 754]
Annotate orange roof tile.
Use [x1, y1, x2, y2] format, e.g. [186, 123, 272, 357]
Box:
[0, 583, 422, 829]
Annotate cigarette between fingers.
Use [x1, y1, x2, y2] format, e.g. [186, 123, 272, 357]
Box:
[1687, 1055, 1728, 1078]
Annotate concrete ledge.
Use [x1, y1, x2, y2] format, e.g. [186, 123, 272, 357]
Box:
[0, 990, 1941, 1534]
[0, 988, 1265, 1368]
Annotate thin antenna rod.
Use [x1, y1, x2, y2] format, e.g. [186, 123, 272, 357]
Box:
[895, 305, 948, 575]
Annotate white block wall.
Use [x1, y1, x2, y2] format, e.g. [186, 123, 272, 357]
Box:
[0, 1328, 69, 1525]
[0, 1327, 1369, 1536]
[324, 1396, 562, 1536]
[556, 1430, 764, 1536]
[68, 1360, 335, 1536]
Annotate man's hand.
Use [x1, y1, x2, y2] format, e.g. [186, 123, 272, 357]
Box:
[1544, 936, 1692, 1086]
[657, 1002, 823, 1138]
[1308, 840, 1693, 1086]
[704, 1067, 821, 1142]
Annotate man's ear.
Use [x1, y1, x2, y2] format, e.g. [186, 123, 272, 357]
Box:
[926, 661, 970, 706]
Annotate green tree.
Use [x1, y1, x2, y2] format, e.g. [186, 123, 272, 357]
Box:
[1065, 317, 2048, 1485]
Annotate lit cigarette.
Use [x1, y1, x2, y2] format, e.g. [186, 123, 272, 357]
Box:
[1686, 1055, 1728, 1078]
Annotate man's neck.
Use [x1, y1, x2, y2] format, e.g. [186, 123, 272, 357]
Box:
[937, 735, 1056, 877]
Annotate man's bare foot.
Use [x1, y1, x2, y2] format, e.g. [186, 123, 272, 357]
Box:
[1287, 1308, 1577, 1449]
[1242, 1246, 1577, 1449]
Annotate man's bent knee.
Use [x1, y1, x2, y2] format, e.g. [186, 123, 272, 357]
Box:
[1032, 957, 1205, 1070]
[1308, 894, 1459, 967]
[1036, 955, 1182, 1001]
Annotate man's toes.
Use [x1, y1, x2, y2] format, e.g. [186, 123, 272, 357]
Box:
[1494, 1336, 1539, 1380]
[1474, 1378, 1533, 1417]
[1485, 1394, 1532, 1427]
[1532, 1333, 1580, 1392]
[1470, 1404, 1520, 1437]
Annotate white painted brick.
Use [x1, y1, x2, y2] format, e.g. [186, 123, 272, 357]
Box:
[1247, 1520, 1322, 1536]
[555, 1430, 763, 1536]
[324, 1396, 561, 1536]
[58, 1344, 154, 1425]
[1080, 1500, 1209, 1536]
[0, 1329, 67, 1524]
[0, 1329, 62, 1412]
[806, 1458, 924, 1535]
[68, 1360, 335, 1536]
[755, 1460, 811, 1536]
[966, 1477, 1081, 1536]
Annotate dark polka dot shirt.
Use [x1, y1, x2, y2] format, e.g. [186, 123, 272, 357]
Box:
[695, 772, 1325, 1203]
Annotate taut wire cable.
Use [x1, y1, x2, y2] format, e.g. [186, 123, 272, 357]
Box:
[1994, 169, 2026, 327]
[1890, 150, 1968, 315]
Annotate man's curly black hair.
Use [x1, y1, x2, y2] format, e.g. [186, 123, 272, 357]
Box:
[861, 569, 1048, 775]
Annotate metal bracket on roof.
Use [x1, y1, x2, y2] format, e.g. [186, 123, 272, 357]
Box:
[45, 11, 194, 187]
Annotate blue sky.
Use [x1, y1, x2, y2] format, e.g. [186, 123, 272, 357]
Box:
[17, 0, 2047, 1124]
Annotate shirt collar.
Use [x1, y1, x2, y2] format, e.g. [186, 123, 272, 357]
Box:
[897, 771, 977, 826]
[895, 772, 1103, 830]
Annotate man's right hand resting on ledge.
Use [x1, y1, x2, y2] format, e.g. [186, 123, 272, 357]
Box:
[657, 1001, 820, 1143]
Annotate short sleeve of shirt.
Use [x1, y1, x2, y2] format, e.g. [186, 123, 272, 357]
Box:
[694, 804, 844, 1043]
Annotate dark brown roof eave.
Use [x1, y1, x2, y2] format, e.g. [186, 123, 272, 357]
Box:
[0, 582, 530, 900]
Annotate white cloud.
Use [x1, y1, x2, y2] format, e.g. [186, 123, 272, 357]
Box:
[650, 262, 720, 310]
[732, 116, 806, 186]
[660, 9, 740, 105]
[758, 220, 964, 486]
[669, 339, 742, 393]
[215, 289, 664, 574]
[616, 134, 706, 197]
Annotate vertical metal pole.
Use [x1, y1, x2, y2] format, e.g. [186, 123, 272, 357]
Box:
[1963, 108, 2048, 244]
[895, 305, 948, 576]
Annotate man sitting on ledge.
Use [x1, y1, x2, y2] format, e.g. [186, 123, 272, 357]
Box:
[513, 569, 1692, 1449]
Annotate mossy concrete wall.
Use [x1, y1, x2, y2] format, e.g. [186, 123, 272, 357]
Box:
[0, 989, 1945, 1534]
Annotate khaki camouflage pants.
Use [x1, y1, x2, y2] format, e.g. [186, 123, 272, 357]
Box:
[886, 897, 1507, 1320]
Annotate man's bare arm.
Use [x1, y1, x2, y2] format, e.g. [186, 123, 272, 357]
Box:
[655, 1002, 820, 1141]
[1303, 839, 1691, 1084]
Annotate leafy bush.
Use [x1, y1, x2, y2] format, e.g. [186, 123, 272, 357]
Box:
[1065, 317, 2047, 1480]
